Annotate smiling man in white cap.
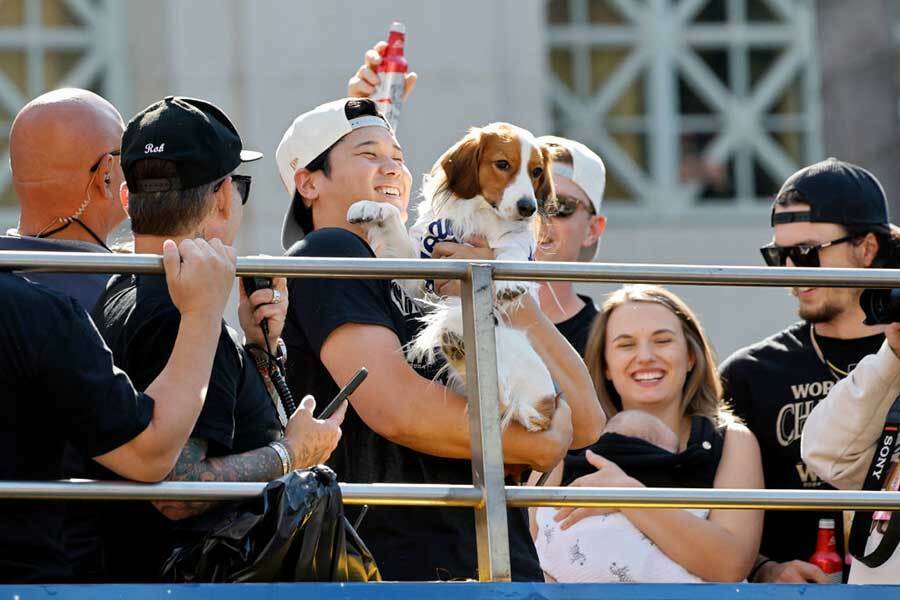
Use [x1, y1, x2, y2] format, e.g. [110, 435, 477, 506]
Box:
[275, 97, 598, 582]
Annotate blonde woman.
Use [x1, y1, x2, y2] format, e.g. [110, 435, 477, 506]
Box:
[533, 285, 763, 583]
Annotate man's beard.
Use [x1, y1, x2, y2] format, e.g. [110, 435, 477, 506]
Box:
[795, 288, 848, 324]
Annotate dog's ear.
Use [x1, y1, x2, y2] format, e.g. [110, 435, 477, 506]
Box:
[536, 144, 557, 216]
[439, 128, 482, 199]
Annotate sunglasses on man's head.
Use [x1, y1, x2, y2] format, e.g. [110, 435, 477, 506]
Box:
[552, 194, 595, 218]
[213, 174, 252, 205]
[759, 235, 858, 268]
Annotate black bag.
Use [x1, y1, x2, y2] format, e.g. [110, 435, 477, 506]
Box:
[160, 466, 381, 582]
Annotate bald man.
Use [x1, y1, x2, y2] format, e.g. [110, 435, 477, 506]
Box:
[0, 89, 127, 581]
[0, 88, 127, 310]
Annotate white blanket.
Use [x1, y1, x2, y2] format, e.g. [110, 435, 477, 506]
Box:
[535, 506, 707, 583]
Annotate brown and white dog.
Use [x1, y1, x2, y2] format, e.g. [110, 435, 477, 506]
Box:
[348, 122, 559, 431]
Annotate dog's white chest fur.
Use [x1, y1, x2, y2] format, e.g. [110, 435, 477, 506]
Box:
[347, 196, 558, 432]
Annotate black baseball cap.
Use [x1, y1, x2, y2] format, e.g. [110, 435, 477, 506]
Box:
[122, 96, 262, 193]
[771, 157, 889, 227]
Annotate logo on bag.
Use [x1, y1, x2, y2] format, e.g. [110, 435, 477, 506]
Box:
[144, 142, 165, 154]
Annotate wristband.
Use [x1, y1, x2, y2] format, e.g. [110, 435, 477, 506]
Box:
[748, 558, 774, 582]
[268, 440, 293, 476]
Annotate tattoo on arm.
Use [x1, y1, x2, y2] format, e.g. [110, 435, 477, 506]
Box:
[152, 437, 283, 520]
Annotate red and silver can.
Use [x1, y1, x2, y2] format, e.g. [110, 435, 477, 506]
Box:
[372, 22, 407, 131]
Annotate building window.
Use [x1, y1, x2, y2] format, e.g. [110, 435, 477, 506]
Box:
[0, 0, 125, 213]
[546, 0, 823, 216]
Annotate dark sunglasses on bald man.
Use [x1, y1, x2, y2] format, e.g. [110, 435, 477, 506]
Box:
[759, 235, 858, 268]
[213, 174, 252, 205]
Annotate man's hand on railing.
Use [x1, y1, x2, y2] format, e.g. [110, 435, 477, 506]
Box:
[754, 559, 829, 583]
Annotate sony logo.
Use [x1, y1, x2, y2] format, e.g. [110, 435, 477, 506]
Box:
[872, 434, 896, 480]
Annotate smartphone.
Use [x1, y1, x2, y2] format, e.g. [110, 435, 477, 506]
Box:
[320, 367, 368, 419]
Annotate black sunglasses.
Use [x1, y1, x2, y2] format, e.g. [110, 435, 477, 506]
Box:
[760, 235, 858, 268]
[89, 149, 121, 173]
[552, 194, 595, 218]
[213, 174, 252, 205]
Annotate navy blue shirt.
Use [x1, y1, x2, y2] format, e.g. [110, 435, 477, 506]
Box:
[0, 233, 111, 312]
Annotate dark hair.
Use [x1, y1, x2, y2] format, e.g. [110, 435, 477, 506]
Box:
[295, 98, 388, 232]
[776, 189, 900, 268]
[128, 159, 217, 236]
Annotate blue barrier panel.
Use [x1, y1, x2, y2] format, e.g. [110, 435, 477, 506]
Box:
[1, 583, 897, 599]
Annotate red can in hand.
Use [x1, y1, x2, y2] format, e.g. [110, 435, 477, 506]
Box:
[809, 518, 843, 583]
[372, 21, 407, 131]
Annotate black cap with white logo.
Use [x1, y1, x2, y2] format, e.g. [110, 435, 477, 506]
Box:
[771, 157, 889, 227]
[122, 96, 262, 193]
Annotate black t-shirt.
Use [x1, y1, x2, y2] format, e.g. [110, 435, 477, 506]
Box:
[720, 322, 884, 563]
[0, 272, 154, 583]
[553, 294, 598, 357]
[0, 234, 116, 579]
[283, 228, 542, 582]
[92, 274, 281, 581]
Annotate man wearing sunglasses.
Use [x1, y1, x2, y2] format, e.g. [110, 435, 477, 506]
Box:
[90, 96, 345, 581]
[720, 158, 900, 583]
[0, 88, 128, 312]
[532, 136, 607, 355]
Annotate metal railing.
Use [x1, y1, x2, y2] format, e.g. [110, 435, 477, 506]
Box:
[4, 250, 900, 582]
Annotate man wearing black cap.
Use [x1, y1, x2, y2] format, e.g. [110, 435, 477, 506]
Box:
[91, 96, 344, 581]
[720, 158, 900, 583]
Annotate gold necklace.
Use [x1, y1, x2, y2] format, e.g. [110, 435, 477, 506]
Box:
[809, 323, 850, 382]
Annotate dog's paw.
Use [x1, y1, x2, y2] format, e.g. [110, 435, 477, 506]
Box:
[522, 393, 559, 432]
[347, 200, 399, 227]
[440, 329, 466, 364]
[495, 281, 529, 303]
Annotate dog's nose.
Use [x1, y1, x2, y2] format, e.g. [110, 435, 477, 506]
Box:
[516, 197, 537, 218]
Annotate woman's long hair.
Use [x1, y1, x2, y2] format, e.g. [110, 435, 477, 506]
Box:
[584, 284, 733, 426]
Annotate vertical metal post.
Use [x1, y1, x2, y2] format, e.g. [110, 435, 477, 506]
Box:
[460, 264, 512, 582]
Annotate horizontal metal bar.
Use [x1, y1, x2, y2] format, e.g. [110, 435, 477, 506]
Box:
[4, 251, 900, 287]
[2, 481, 899, 511]
[0, 481, 482, 506]
[507, 487, 900, 511]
